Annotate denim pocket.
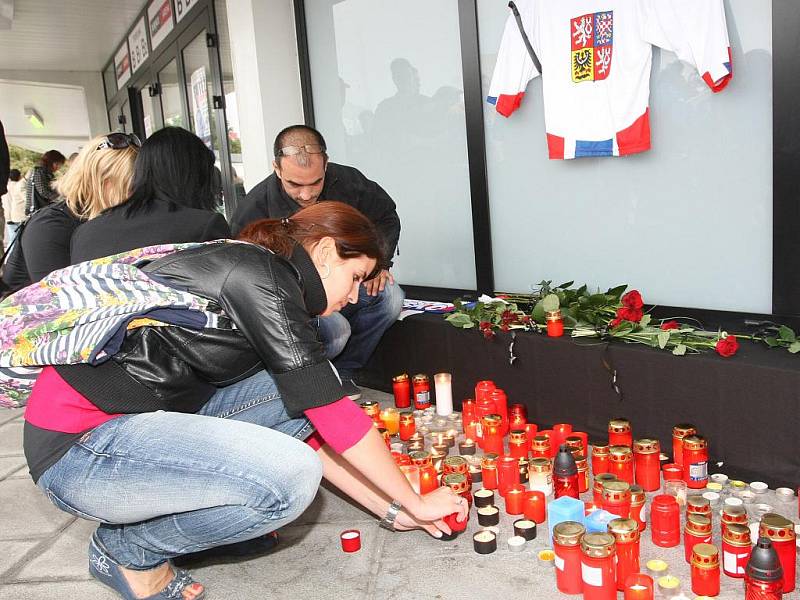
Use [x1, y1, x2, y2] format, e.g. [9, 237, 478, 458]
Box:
[45, 489, 108, 523]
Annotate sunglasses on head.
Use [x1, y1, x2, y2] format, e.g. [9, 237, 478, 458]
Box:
[96, 132, 142, 151]
[276, 144, 326, 157]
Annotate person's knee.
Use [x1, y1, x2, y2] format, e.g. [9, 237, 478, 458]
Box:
[377, 281, 404, 321]
[319, 313, 351, 359]
[275, 441, 323, 520]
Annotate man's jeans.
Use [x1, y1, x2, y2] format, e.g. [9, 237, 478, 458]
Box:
[36, 370, 321, 570]
[318, 280, 404, 380]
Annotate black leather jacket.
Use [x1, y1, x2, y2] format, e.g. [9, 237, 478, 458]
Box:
[55, 242, 345, 418]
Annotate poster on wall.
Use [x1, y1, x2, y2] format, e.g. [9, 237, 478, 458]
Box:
[128, 17, 150, 74]
[114, 42, 131, 89]
[190, 66, 212, 148]
[174, 0, 198, 23]
[148, 0, 174, 50]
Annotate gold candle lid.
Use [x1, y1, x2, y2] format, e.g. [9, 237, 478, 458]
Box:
[575, 455, 588, 469]
[633, 438, 660, 454]
[399, 411, 414, 422]
[592, 444, 610, 455]
[532, 435, 551, 449]
[481, 454, 499, 469]
[609, 445, 633, 461]
[594, 473, 617, 486]
[481, 414, 502, 427]
[443, 456, 468, 471]
[629, 484, 645, 504]
[552, 521, 586, 546]
[565, 435, 584, 449]
[682, 435, 707, 450]
[602, 480, 631, 501]
[581, 533, 616, 558]
[687, 496, 711, 511]
[442, 473, 469, 494]
[509, 429, 527, 443]
[691, 543, 719, 568]
[685, 514, 712, 535]
[723, 523, 752, 546]
[412, 373, 429, 382]
[393, 373, 409, 382]
[529, 457, 552, 473]
[760, 513, 796, 540]
[409, 451, 432, 467]
[721, 504, 747, 522]
[608, 418, 631, 433]
[607, 518, 640, 543]
[672, 423, 697, 438]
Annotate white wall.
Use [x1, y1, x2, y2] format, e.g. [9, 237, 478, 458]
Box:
[224, 0, 304, 192]
[0, 69, 107, 155]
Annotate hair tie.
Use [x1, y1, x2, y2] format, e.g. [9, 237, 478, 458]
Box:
[281, 218, 290, 227]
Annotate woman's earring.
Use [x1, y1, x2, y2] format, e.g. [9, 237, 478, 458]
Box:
[321, 264, 331, 279]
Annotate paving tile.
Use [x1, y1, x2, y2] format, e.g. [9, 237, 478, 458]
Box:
[0, 408, 23, 427]
[0, 540, 39, 579]
[294, 484, 376, 526]
[0, 457, 25, 480]
[0, 478, 73, 540]
[0, 581, 114, 600]
[14, 519, 96, 582]
[190, 523, 380, 600]
[0, 421, 23, 457]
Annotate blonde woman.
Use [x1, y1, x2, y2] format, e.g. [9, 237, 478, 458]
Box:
[1, 133, 138, 291]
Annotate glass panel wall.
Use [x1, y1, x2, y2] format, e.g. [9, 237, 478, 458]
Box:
[305, 0, 476, 289]
[103, 64, 117, 101]
[476, 0, 773, 313]
[158, 58, 184, 128]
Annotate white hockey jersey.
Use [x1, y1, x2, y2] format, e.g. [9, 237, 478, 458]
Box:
[487, 0, 732, 159]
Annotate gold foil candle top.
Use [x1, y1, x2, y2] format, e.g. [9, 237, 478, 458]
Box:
[581, 533, 616, 558]
[633, 438, 660, 454]
[672, 423, 697, 438]
[393, 373, 409, 383]
[607, 518, 640, 543]
[690, 543, 719, 568]
[553, 521, 585, 546]
[682, 435, 707, 451]
[608, 418, 631, 433]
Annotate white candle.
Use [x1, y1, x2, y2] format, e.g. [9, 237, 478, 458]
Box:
[434, 372, 453, 416]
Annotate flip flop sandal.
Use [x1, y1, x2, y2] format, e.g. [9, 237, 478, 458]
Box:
[89, 534, 206, 600]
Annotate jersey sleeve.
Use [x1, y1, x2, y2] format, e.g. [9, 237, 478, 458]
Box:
[639, 0, 732, 93]
[486, 0, 541, 117]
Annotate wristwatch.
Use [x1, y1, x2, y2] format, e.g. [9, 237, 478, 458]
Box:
[379, 500, 402, 531]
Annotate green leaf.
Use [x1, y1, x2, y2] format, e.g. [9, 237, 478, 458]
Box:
[657, 330, 671, 349]
[588, 293, 610, 307]
[445, 313, 475, 329]
[606, 284, 628, 298]
[576, 284, 588, 296]
[789, 341, 800, 354]
[765, 336, 780, 348]
[639, 314, 652, 328]
[531, 300, 545, 324]
[672, 344, 687, 356]
[542, 293, 560, 312]
[557, 281, 574, 290]
[778, 325, 796, 343]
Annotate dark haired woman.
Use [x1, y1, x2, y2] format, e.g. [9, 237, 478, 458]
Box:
[70, 127, 230, 263]
[25, 149, 66, 214]
[17, 201, 464, 600]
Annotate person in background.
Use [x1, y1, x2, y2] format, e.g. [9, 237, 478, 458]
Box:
[231, 125, 403, 398]
[25, 149, 66, 215]
[12, 202, 464, 600]
[0, 120, 9, 249]
[1, 134, 137, 291]
[2, 169, 27, 250]
[70, 127, 230, 263]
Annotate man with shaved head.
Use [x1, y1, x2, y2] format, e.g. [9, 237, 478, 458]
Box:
[231, 125, 402, 398]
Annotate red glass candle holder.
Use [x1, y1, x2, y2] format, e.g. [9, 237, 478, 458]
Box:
[505, 484, 525, 515]
[523, 490, 546, 523]
[411, 374, 431, 409]
[650, 494, 680, 548]
[633, 438, 661, 492]
[508, 429, 528, 460]
[609, 518, 641, 592]
[684, 514, 713, 563]
[602, 480, 632, 518]
[481, 454, 499, 491]
[474, 380, 495, 403]
[662, 462, 683, 481]
[608, 417, 633, 447]
[759, 513, 796, 593]
[623, 573, 653, 600]
[672, 423, 696, 466]
[609, 445, 634, 485]
[691, 543, 720, 597]
[475, 397, 496, 445]
[481, 414, 504, 455]
[398, 412, 415, 441]
[553, 521, 586, 595]
[592, 444, 610, 476]
[524, 423, 538, 451]
[682, 435, 709, 489]
[722, 523, 751, 578]
[581, 533, 617, 600]
[497, 455, 520, 497]
[488, 388, 509, 436]
[546, 309, 564, 337]
[392, 373, 411, 408]
[538, 429, 556, 458]
[552, 423, 573, 449]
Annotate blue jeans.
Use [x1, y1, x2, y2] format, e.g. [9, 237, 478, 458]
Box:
[318, 280, 404, 380]
[36, 370, 321, 570]
[4, 222, 22, 250]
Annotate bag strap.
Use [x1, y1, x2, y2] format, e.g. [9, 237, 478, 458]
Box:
[508, 1, 542, 74]
[0, 217, 27, 265]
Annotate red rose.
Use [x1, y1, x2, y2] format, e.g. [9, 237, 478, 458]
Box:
[622, 290, 644, 310]
[479, 321, 491, 330]
[609, 317, 623, 328]
[660, 320, 680, 331]
[715, 335, 739, 357]
[482, 328, 496, 340]
[616, 306, 644, 323]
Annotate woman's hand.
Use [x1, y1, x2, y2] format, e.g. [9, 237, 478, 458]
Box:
[393, 510, 448, 538]
[407, 486, 468, 524]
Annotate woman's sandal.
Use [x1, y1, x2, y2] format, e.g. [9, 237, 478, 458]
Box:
[88, 534, 206, 600]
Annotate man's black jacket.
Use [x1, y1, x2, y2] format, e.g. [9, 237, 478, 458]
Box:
[231, 162, 400, 268]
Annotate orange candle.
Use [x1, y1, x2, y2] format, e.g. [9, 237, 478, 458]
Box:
[380, 408, 400, 436]
[505, 485, 525, 515]
[523, 490, 546, 523]
[623, 573, 654, 599]
[398, 412, 415, 441]
[419, 465, 438, 495]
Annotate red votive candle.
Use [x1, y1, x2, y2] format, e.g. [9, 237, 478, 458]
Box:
[340, 529, 361, 552]
[546, 309, 564, 337]
[523, 490, 546, 524]
[392, 373, 411, 408]
[608, 518, 641, 592]
[609, 445, 634, 485]
[602, 480, 632, 518]
[398, 411, 415, 441]
[505, 484, 525, 515]
[650, 494, 680, 548]
[509, 413, 526, 432]
[411, 374, 431, 409]
[538, 429, 556, 458]
[608, 418, 633, 447]
[592, 444, 610, 476]
[553, 521, 586, 595]
[691, 543, 720, 597]
[481, 454, 499, 490]
[497, 455, 520, 496]
[681, 435, 708, 489]
[552, 423, 572, 449]
[481, 414, 504, 455]
[633, 438, 661, 492]
[593, 473, 617, 505]
[684, 514, 713, 564]
[672, 423, 696, 466]
[759, 513, 796, 593]
[461, 398, 476, 423]
[474, 380, 496, 403]
[508, 429, 528, 460]
[489, 388, 509, 435]
[623, 573, 653, 600]
[661, 462, 683, 481]
[531, 434, 551, 459]
[568, 432, 588, 455]
[721, 523, 751, 578]
[475, 397, 496, 446]
[525, 423, 538, 451]
[581, 533, 617, 600]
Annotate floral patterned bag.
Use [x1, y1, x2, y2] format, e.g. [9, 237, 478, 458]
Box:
[0, 241, 232, 408]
